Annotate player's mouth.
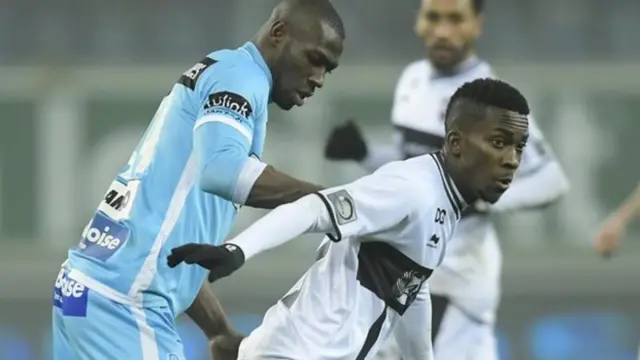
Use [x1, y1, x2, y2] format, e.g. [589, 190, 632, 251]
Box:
[293, 90, 313, 106]
[429, 44, 456, 58]
[494, 176, 513, 190]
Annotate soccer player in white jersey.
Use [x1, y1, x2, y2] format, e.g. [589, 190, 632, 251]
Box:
[51, 1, 345, 359]
[323, 1, 569, 358]
[168, 78, 531, 360]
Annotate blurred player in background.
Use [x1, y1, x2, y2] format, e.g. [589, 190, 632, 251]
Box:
[594, 182, 640, 257]
[323, 0, 569, 359]
[51, 0, 344, 359]
[169, 78, 531, 360]
[594, 181, 640, 360]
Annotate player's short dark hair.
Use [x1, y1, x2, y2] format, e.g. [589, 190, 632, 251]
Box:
[280, 0, 345, 39]
[444, 78, 530, 131]
[472, 0, 486, 14]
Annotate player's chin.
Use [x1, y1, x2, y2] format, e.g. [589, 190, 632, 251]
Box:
[274, 98, 295, 111]
[428, 51, 458, 71]
[480, 187, 508, 204]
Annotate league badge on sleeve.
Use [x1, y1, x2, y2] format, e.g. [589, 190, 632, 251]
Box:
[326, 190, 357, 225]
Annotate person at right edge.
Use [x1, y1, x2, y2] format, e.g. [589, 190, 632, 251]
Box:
[323, 0, 569, 359]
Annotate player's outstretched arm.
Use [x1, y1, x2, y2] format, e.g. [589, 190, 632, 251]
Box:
[609, 181, 640, 224]
[244, 165, 323, 209]
[594, 181, 640, 256]
[393, 285, 435, 360]
[168, 165, 417, 282]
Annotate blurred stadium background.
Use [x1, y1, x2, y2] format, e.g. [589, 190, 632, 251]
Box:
[1, 0, 639, 359]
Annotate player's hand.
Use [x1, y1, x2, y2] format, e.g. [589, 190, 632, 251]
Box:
[167, 243, 245, 282]
[594, 216, 626, 258]
[209, 331, 245, 360]
[324, 120, 368, 162]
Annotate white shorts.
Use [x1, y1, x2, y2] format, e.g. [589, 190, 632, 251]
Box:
[374, 295, 498, 360]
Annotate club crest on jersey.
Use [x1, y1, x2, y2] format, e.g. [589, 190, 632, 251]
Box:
[326, 190, 357, 225]
[392, 270, 427, 307]
[77, 212, 130, 261]
[177, 57, 217, 90]
[203, 91, 253, 119]
[53, 266, 89, 317]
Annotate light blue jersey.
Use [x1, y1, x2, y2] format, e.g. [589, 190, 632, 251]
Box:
[65, 41, 272, 316]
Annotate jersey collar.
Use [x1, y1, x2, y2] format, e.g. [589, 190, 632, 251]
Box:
[241, 42, 273, 89]
[429, 151, 467, 219]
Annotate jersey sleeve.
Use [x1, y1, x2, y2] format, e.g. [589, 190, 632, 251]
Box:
[316, 162, 420, 241]
[188, 57, 270, 203]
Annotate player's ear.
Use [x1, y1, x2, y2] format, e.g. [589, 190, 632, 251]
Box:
[414, 15, 426, 38]
[446, 131, 463, 157]
[472, 13, 484, 38]
[269, 21, 286, 44]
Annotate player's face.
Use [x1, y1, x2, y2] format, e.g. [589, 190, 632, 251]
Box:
[272, 21, 343, 110]
[459, 108, 529, 203]
[414, 0, 482, 71]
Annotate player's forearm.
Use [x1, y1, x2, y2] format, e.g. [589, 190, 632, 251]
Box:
[186, 283, 234, 338]
[228, 194, 332, 260]
[613, 182, 640, 224]
[359, 144, 402, 172]
[244, 165, 324, 209]
[491, 160, 569, 212]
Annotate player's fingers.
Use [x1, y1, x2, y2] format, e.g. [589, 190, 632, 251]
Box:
[182, 248, 225, 266]
[167, 244, 204, 267]
[170, 243, 203, 256]
[166, 253, 184, 268]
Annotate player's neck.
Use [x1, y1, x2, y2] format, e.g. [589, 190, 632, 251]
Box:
[441, 155, 476, 207]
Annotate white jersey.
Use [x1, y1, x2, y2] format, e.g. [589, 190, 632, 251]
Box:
[238, 153, 466, 360]
[389, 57, 561, 322]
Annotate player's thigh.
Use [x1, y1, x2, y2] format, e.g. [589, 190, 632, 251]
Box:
[58, 290, 186, 360]
[433, 298, 498, 360]
[138, 304, 188, 360]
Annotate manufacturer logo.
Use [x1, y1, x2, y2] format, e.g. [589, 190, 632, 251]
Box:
[428, 234, 440, 248]
[203, 91, 253, 118]
[177, 57, 217, 90]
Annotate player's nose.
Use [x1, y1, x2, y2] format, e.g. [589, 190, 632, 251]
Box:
[308, 72, 325, 90]
[501, 148, 520, 170]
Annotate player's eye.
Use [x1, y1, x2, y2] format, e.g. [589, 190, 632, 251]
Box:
[492, 138, 505, 149]
[448, 14, 464, 24]
[516, 142, 527, 153]
[426, 12, 440, 22]
[307, 53, 324, 67]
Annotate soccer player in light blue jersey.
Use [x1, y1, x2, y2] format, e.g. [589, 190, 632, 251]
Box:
[51, 0, 345, 359]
